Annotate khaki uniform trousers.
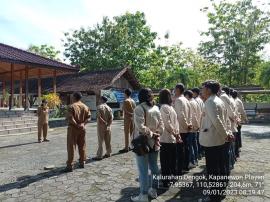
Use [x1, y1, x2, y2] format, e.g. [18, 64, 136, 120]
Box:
[124, 117, 134, 149]
[96, 123, 112, 158]
[66, 126, 86, 168]
[38, 121, 48, 141]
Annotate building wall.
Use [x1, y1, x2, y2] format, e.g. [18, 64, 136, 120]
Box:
[111, 76, 133, 90]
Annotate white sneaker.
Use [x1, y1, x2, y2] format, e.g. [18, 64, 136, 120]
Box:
[148, 187, 157, 199]
[131, 193, 148, 202]
[188, 163, 196, 169]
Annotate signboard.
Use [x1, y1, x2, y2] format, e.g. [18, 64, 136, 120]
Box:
[101, 90, 139, 103]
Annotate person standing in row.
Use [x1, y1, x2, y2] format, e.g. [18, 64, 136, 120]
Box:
[231, 90, 247, 157]
[64, 92, 91, 172]
[131, 88, 164, 202]
[174, 83, 192, 173]
[191, 87, 205, 160]
[37, 99, 49, 143]
[119, 89, 136, 153]
[200, 80, 232, 202]
[184, 90, 200, 168]
[93, 96, 113, 161]
[159, 89, 180, 188]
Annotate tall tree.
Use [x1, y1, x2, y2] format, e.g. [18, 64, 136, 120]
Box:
[199, 0, 270, 86]
[28, 44, 60, 60]
[63, 12, 157, 73]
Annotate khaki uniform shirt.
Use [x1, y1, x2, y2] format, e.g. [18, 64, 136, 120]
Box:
[37, 106, 49, 123]
[67, 101, 91, 128]
[122, 98, 136, 119]
[97, 103, 113, 127]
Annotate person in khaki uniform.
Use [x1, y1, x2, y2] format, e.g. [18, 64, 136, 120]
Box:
[119, 89, 136, 153]
[37, 99, 49, 143]
[93, 96, 113, 161]
[64, 92, 91, 172]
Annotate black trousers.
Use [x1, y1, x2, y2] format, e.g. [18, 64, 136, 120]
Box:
[204, 144, 227, 201]
[176, 143, 184, 175]
[181, 133, 190, 170]
[237, 125, 242, 148]
[160, 143, 176, 187]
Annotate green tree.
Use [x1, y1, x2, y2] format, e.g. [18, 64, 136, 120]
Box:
[258, 61, 270, 88]
[199, 0, 270, 86]
[63, 12, 157, 73]
[28, 44, 61, 60]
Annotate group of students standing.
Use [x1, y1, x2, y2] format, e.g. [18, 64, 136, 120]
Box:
[36, 80, 247, 202]
[129, 81, 247, 202]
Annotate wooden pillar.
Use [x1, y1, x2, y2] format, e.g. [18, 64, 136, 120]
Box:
[2, 80, 6, 107]
[53, 70, 56, 94]
[9, 64, 14, 110]
[24, 66, 29, 110]
[38, 69, 42, 103]
[19, 71, 23, 108]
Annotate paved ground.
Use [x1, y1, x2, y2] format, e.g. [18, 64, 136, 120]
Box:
[0, 121, 269, 202]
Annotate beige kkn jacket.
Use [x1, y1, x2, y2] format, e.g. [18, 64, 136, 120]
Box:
[133, 102, 164, 150]
[160, 104, 179, 143]
[199, 95, 229, 147]
[173, 95, 192, 134]
[189, 98, 201, 132]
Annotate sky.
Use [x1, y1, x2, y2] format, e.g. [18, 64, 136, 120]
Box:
[0, 0, 269, 60]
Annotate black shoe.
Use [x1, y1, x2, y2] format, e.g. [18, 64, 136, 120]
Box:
[92, 157, 103, 161]
[63, 167, 73, 172]
[38, 140, 42, 143]
[103, 154, 111, 158]
[119, 148, 129, 153]
[79, 164, 85, 169]
[43, 139, 50, 142]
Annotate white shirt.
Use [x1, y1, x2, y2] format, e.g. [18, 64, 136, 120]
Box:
[199, 95, 229, 147]
[160, 104, 179, 143]
[220, 92, 235, 132]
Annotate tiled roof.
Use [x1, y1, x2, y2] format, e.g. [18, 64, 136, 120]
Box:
[56, 67, 141, 92]
[0, 43, 78, 71]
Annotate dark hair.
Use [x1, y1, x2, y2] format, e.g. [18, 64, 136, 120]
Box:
[101, 96, 108, 103]
[73, 92, 82, 101]
[41, 99, 48, 104]
[184, 90, 193, 99]
[138, 88, 153, 107]
[203, 80, 221, 95]
[159, 89, 172, 105]
[175, 83, 185, 94]
[231, 90, 238, 98]
[222, 86, 230, 95]
[124, 88, 132, 97]
[191, 87, 200, 95]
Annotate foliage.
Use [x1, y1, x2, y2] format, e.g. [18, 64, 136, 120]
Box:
[63, 12, 157, 73]
[258, 62, 270, 88]
[28, 44, 61, 60]
[199, 0, 270, 86]
[50, 105, 67, 118]
[41, 93, 61, 109]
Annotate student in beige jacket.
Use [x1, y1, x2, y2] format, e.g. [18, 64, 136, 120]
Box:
[173, 83, 192, 173]
[159, 89, 180, 188]
[199, 80, 233, 202]
[131, 88, 164, 202]
[184, 90, 200, 168]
